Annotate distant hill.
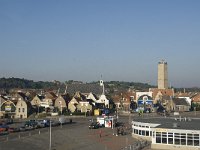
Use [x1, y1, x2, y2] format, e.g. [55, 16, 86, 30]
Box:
[0, 78, 156, 92]
[3, 78, 200, 94]
[0, 77, 59, 90]
[91, 81, 156, 93]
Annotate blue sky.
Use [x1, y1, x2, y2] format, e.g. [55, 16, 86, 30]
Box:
[0, 0, 200, 87]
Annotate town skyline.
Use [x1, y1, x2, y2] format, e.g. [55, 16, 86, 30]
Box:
[1, 1, 200, 88]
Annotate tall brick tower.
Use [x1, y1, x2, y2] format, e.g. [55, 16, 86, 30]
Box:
[158, 60, 168, 89]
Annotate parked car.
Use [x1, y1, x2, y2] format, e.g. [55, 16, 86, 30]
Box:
[43, 119, 50, 127]
[45, 119, 60, 127]
[36, 120, 46, 128]
[24, 120, 38, 128]
[0, 131, 9, 136]
[0, 124, 9, 132]
[0, 119, 13, 125]
[51, 120, 60, 127]
[8, 127, 20, 133]
[89, 122, 100, 129]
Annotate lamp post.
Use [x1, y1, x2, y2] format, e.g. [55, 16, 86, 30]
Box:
[59, 101, 63, 128]
[0, 96, 2, 118]
[37, 103, 40, 115]
[0, 95, 1, 112]
[49, 119, 52, 150]
[59, 101, 62, 115]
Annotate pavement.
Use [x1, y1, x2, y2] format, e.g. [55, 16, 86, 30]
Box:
[0, 116, 141, 150]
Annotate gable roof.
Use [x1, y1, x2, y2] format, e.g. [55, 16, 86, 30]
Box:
[66, 83, 103, 95]
[162, 95, 172, 100]
[61, 93, 71, 101]
[16, 92, 28, 100]
[45, 91, 57, 99]
[172, 98, 190, 106]
[149, 88, 174, 99]
[191, 93, 200, 102]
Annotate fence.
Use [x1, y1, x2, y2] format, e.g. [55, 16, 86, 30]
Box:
[121, 140, 150, 150]
[0, 128, 50, 143]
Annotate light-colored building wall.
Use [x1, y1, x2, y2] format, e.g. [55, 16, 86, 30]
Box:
[15, 100, 28, 119]
[54, 96, 67, 111]
[158, 60, 168, 89]
[77, 101, 92, 113]
[136, 92, 153, 101]
[68, 98, 79, 113]
[31, 96, 41, 106]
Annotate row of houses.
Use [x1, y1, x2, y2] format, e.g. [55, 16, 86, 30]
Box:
[114, 88, 200, 113]
[0, 87, 112, 119]
[1, 82, 200, 119]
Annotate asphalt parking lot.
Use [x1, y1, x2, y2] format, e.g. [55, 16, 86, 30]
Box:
[0, 116, 139, 150]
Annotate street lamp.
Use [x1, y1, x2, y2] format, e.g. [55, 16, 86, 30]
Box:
[59, 101, 62, 115]
[49, 119, 52, 150]
[0, 95, 1, 112]
[37, 103, 40, 115]
[0, 95, 2, 119]
[59, 101, 63, 128]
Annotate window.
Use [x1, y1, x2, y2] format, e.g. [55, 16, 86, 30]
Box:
[194, 134, 199, 146]
[175, 133, 180, 145]
[142, 130, 145, 135]
[146, 131, 149, 136]
[134, 129, 139, 134]
[168, 133, 173, 144]
[18, 108, 20, 112]
[187, 134, 193, 146]
[181, 133, 186, 145]
[135, 129, 138, 134]
[156, 132, 161, 143]
[162, 132, 167, 144]
[22, 108, 25, 112]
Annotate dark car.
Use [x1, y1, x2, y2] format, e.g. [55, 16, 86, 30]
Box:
[24, 120, 38, 128]
[8, 127, 20, 133]
[89, 122, 100, 129]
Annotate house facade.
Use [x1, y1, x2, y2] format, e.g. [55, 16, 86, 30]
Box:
[1, 100, 16, 118]
[31, 95, 44, 106]
[172, 98, 190, 112]
[68, 97, 79, 113]
[77, 101, 92, 113]
[15, 99, 32, 119]
[54, 94, 71, 112]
